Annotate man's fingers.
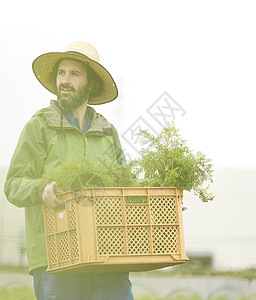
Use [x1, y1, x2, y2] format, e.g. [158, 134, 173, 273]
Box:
[42, 182, 63, 208]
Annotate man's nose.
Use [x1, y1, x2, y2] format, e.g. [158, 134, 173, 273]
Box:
[60, 73, 71, 84]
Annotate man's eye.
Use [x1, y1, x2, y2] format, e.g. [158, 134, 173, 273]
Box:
[57, 70, 64, 76]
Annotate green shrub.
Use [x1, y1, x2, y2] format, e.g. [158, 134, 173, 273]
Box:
[129, 123, 214, 202]
[43, 156, 136, 192]
[43, 123, 214, 203]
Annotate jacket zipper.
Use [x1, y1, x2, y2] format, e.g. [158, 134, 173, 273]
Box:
[83, 136, 86, 156]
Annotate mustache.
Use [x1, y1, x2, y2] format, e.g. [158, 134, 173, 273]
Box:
[58, 84, 75, 91]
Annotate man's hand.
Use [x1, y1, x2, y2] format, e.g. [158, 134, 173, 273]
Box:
[42, 182, 63, 208]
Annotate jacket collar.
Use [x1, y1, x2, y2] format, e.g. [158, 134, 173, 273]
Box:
[42, 100, 114, 135]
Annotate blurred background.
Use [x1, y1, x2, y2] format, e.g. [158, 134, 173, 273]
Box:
[1, 0, 256, 299]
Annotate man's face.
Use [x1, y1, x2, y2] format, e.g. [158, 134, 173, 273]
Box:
[56, 59, 90, 110]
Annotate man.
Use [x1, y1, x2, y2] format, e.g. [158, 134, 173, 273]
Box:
[4, 42, 134, 300]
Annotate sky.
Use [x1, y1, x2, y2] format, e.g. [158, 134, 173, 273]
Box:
[1, 0, 256, 170]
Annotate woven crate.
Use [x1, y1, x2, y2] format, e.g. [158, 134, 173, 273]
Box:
[42, 187, 188, 273]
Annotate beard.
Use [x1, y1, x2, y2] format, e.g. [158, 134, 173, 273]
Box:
[57, 83, 90, 110]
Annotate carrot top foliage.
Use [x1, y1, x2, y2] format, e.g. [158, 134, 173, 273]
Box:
[43, 123, 214, 202]
[129, 123, 214, 202]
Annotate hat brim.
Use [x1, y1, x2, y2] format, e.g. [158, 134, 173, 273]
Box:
[32, 52, 118, 105]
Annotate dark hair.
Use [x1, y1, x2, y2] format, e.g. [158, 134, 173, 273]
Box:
[49, 58, 104, 98]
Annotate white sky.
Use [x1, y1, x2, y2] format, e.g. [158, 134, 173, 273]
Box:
[1, 0, 256, 170]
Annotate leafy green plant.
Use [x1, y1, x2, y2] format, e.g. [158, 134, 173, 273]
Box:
[43, 123, 214, 203]
[43, 156, 135, 192]
[129, 123, 214, 202]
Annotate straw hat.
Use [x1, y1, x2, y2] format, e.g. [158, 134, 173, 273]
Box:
[32, 42, 118, 105]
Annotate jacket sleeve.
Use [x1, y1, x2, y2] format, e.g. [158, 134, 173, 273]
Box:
[4, 116, 48, 207]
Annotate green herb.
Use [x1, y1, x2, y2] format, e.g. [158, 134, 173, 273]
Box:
[43, 156, 135, 192]
[129, 123, 214, 202]
[44, 123, 214, 202]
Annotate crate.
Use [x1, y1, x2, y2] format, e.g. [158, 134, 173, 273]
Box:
[42, 187, 188, 273]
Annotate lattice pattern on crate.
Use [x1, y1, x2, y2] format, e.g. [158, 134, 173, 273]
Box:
[71, 230, 79, 261]
[95, 197, 123, 225]
[47, 230, 79, 268]
[126, 205, 148, 225]
[57, 232, 70, 263]
[69, 201, 77, 229]
[45, 207, 54, 235]
[152, 226, 179, 254]
[97, 227, 125, 255]
[48, 235, 57, 265]
[150, 197, 177, 224]
[45, 188, 186, 272]
[127, 227, 151, 254]
[45, 199, 80, 269]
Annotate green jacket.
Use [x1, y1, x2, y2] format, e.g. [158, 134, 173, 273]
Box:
[4, 100, 126, 274]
